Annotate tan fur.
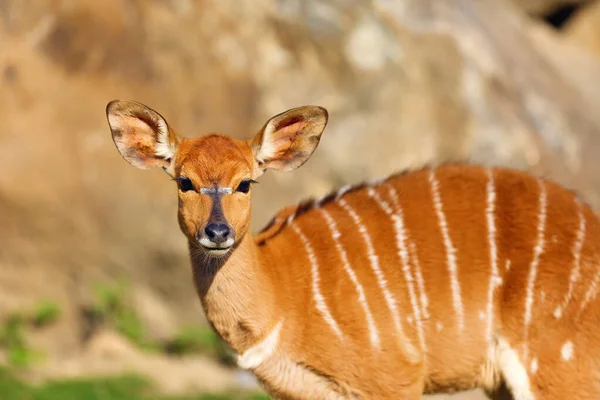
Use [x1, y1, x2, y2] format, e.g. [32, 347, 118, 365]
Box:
[107, 101, 600, 399]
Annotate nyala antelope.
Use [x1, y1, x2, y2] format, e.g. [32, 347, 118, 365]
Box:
[107, 100, 600, 399]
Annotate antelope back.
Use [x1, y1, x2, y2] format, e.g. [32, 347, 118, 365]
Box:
[253, 163, 600, 397]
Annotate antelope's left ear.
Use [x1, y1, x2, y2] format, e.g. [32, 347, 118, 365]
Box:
[250, 106, 328, 172]
[106, 100, 179, 174]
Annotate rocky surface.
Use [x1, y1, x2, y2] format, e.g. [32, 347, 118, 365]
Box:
[565, 0, 600, 56]
[510, 0, 588, 15]
[2, 0, 600, 398]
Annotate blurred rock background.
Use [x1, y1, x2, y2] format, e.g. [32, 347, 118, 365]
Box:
[1, 0, 600, 398]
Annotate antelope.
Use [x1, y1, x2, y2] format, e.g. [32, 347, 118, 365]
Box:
[106, 100, 600, 400]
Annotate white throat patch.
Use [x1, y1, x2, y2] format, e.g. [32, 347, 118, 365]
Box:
[237, 319, 284, 370]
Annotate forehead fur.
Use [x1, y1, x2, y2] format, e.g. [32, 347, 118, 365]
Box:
[176, 134, 253, 182]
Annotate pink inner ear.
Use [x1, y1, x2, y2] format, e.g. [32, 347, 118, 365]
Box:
[270, 119, 309, 157]
[112, 115, 170, 169]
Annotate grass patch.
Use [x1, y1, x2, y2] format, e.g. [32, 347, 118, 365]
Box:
[167, 326, 220, 356]
[0, 314, 43, 367]
[89, 281, 232, 360]
[0, 367, 269, 400]
[89, 281, 153, 350]
[166, 326, 235, 366]
[0, 299, 62, 368]
[31, 300, 61, 328]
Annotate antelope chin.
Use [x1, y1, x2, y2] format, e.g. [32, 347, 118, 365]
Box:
[202, 247, 232, 257]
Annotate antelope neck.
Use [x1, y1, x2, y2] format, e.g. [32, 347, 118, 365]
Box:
[190, 234, 280, 355]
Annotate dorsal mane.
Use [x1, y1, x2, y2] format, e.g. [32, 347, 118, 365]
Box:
[254, 180, 374, 246]
[254, 164, 452, 246]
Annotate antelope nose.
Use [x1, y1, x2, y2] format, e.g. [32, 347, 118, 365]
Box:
[204, 223, 231, 246]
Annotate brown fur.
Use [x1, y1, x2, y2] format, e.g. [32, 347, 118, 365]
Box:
[107, 101, 600, 399]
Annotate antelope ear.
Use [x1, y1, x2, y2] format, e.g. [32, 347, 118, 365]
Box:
[106, 100, 179, 171]
[250, 106, 328, 172]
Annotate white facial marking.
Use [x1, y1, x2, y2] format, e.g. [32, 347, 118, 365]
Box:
[530, 358, 538, 374]
[436, 322, 443, 332]
[497, 338, 536, 400]
[382, 185, 427, 351]
[199, 237, 218, 248]
[237, 320, 284, 370]
[506, 260, 511, 271]
[319, 208, 380, 349]
[291, 224, 344, 340]
[524, 180, 547, 349]
[198, 237, 234, 249]
[479, 311, 486, 321]
[555, 199, 586, 319]
[199, 187, 234, 195]
[429, 169, 464, 332]
[561, 341, 574, 361]
[485, 168, 500, 341]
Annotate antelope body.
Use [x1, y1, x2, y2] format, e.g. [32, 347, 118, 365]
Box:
[107, 101, 600, 400]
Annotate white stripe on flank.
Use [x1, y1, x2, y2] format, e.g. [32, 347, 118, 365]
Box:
[237, 319, 284, 370]
[291, 223, 344, 341]
[524, 180, 547, 346]
[318, 208, 380, 349]
[379, 186, 427, 352]
[485, 168, 500, 341]
[579, 270, 600, 315]
[338, 197, 405, 348]
[554, 199, 586, 319]
[409, 241, 430, 320]
[366, 187, 416, 345]
[429, 169, 464, 332]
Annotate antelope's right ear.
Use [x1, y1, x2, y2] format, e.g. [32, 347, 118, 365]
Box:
[106, 100, 179, 171]
[250, 105, 328, 173]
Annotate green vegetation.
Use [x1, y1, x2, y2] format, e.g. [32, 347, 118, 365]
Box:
[0, 285, 255, 399]
[90, 281, 152, 350]
[0, 314, 39, 367]
[32, 300, 61, 328]
[0, 299, 62, 367]
[166, 326, 234, 365]
[168, 326, 219, 355]
[90, 281, 233, 360]
[0, 367, 269, 400]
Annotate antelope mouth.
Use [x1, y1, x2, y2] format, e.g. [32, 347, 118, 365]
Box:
[202, 246, 232, 257]
[197, 237, 234, 257]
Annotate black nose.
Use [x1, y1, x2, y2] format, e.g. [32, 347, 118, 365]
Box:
[204, 223, 231, 245]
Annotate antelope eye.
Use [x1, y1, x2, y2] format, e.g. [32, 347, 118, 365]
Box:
[236, 179, 255, 194]
[178, 177, 195, 192]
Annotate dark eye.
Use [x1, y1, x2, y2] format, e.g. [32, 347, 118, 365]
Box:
[236, 179, 256, 194]
[178, 177, 195, 192]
